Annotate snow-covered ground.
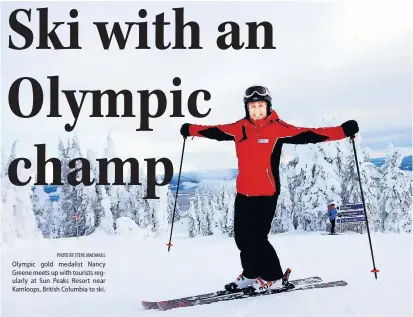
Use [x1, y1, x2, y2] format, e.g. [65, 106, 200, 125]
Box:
[2, 219, 412, 317]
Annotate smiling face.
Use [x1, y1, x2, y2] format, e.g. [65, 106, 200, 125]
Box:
[247, 100, 267, 121]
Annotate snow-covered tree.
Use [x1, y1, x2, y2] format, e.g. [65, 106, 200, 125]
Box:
[117, 185, 133, 219]
[103, 133, 121, 230]
[3, 140, 17, 176]
[271, 159, 294, 233]
[87, 149, 103, 231]
[79, 185, 97, 236]
[31, 185, 52, 237]
[199, 188, 213, 236]
[167, 186, 180, 224]
[210, 192, 222, 235]
[216, 182, 229, 234]
[95, 188, 115, 235]
[150, 179, 169, 236]
[133, 167, 151, 228]
[66, 137, 89, 237]
[188, 199, 200, 238]
[1, 142, 42, 245]
[379, 144, 412, 233]
[88, 147, 115, 236]
[49, 200, 66, 238]
[289, 143, 342, 231]
[223, 185, 236, 237]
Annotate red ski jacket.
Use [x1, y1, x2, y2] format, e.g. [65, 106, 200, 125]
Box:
[188, 110, 346, 197]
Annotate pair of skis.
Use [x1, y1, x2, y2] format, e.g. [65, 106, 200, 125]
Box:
[141, 275, 348, 311]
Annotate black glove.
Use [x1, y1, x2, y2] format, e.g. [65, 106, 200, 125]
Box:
[341, 120, 359, 137]
[180, 123, 191, 138]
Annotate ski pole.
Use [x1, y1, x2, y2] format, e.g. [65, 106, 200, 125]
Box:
[167, 136, 187, 252]
[350, 135, 380, 280]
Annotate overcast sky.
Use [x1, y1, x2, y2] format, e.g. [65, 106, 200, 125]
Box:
[1, 1, 412, 178]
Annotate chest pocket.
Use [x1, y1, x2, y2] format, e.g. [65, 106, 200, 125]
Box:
[235, 125, 251, 161]
[237, 123, 274, 144]
[239, 126, 248, 142]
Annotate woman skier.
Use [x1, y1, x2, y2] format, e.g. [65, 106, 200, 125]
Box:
[328, 202, 339, 234]
[180, 85, 359, 294]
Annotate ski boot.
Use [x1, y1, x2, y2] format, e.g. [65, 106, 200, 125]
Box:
[224, 274, 255, 292]
[243, 268, 292, 295]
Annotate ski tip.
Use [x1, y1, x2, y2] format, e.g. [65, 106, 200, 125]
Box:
[329, 280, 348, 286]
[141, 301, 150, 309]
[141, 301, 158, 310]
[157, 300, 181, 311]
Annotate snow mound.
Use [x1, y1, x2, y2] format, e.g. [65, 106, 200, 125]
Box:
[115, 217, 152, 238]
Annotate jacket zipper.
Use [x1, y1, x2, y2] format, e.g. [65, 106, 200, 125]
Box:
[247, 122, 251, 197]
[247, 144, 252, 197]
[266, 168, 274, 188]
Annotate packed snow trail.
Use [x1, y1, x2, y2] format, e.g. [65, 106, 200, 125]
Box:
[2, 224, 411, 317]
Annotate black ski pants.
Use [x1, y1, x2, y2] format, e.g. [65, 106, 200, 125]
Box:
[330, 219, 336, 234]
[233, 193, 283, 281]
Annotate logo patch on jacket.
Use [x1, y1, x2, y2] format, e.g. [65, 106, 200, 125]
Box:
[258, 139, 269, 143]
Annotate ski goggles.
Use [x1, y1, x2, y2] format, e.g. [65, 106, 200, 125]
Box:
[244, 86, 271, 98]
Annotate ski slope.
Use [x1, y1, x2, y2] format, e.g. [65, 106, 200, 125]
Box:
[2, 219, 412, 317]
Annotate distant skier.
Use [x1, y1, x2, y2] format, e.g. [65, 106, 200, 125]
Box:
[180, 85, 359, 293]
[328, 202, 338, 234]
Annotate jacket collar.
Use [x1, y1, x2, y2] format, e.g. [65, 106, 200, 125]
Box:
[245, 109, 280, 126]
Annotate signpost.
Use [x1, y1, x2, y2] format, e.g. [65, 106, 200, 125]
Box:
[336, 210, 364, 218]
[337, 203, 366, 233]
[340, 203, 364, 210]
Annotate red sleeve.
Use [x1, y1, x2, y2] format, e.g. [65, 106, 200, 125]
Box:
[276, 119, 346, 144]
[189, 121, 242, 141]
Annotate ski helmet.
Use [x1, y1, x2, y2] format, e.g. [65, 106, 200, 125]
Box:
[243, 85, 272, 117]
